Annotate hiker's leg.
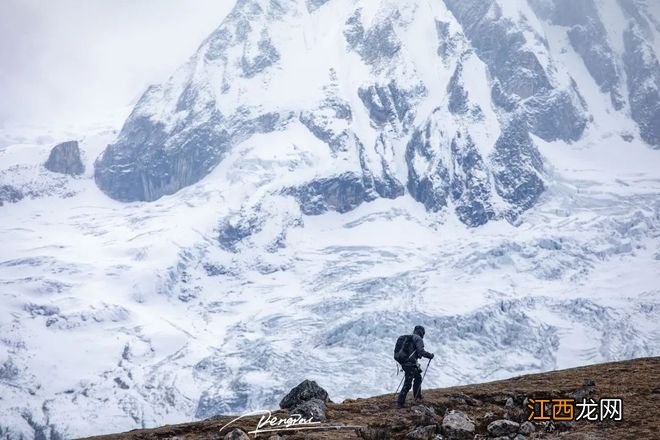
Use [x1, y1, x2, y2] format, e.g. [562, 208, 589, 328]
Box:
[397, 367, 414, 406]
[412, 366, 423, 400]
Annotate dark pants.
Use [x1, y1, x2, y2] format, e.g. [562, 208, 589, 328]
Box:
[397, 364, 422, 405]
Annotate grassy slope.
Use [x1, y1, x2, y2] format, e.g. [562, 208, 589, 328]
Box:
[82, 357, 660, 439]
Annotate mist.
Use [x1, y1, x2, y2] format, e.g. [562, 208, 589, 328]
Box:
[0, 0, 235, 128]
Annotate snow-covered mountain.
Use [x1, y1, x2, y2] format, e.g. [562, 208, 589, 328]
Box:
[1, 0, 659, 438]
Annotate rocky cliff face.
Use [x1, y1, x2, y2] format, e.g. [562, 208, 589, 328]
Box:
[45, 141, 84, 176]
[621, 9, 660, 147]
[529, 0, 626, 110]
[94, 0, 659, 224]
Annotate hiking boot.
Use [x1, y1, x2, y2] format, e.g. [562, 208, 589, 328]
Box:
[397, 401, 405, 409]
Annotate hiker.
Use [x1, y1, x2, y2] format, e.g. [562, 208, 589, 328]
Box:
[394, 325, 434, 408]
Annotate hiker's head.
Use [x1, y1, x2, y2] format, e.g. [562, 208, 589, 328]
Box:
[413, 325, 425, 338]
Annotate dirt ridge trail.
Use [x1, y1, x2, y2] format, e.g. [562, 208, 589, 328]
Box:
[82, 357, 660, 440]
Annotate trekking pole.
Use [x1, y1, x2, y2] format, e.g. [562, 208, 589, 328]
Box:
[394, 375, 405, 395]
[421, 358, 432, 382]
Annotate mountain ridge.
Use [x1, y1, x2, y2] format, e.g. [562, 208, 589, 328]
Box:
[94, 0, 659, 227]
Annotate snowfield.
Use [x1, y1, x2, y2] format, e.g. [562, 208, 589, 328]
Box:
[1, 0, 659, 438]
[1, 120, 658, 438]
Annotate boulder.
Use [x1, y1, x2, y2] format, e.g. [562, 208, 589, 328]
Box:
[223, 428, 249, 440]
[279, 380, 329, 409]
[45, 141, 84, 175]
[290, 397, 327, 421]
[441, 410, 475, 440]
[487, 419, 520, 437]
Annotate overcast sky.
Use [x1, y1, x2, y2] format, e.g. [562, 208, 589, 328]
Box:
[0, 0, 235, 128]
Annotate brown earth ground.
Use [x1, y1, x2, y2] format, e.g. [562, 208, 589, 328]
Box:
[82, 357, 659, 440]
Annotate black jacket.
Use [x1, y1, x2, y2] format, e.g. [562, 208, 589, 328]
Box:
[402, 333, 432, 366]
[412, 334, 432, 359]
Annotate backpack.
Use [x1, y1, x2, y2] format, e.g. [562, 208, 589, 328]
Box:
[393, 334, 415, 364]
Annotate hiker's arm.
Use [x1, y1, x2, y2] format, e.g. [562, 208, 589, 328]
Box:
[414, 335, 433, 359]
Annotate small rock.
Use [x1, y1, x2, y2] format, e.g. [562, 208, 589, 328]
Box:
[406, 425, 437, 440]
[267, 435, 286, 440]
[621, 132, 634, 142]
[447, 393, 466, 405]
[411, 405, 441, 426]
[519, 421, 535, 435]
[290, 397, 327, 421]
[412, 405, 437, 415]
[280, 379, 329, 409]
[224, 428, 249, 440]
[44, 140, 85, 175]
[583, 378, 595, 387]
[487, 419, 520, 437]
[441, 410, 475, 440]
[568, 386, 593, 400]
[113, 377, 129, 390]
[505, 397, 514, 407]
[543, 420, 557, 433]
